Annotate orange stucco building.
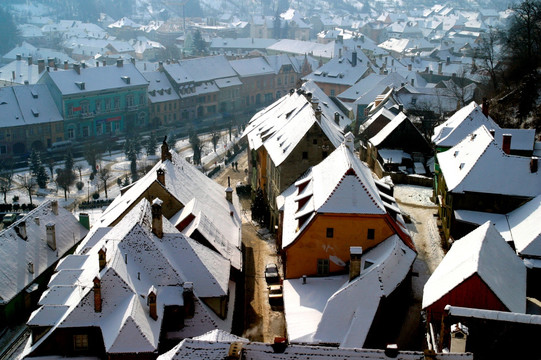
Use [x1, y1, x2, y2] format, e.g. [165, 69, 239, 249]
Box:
[279, 140, 414, 279]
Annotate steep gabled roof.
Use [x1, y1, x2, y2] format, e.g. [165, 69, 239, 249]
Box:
[242, 89, 345, 167]
[422, 222, 526, 313]
[432, 101, 535, 151]
[437, 126, 541, 196]
[0, 201, 88, 305]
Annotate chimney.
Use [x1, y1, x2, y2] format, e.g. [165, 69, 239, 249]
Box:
[73, 63, 81, 75]
[151, 198, 164, 238]
[38, 59, 45, 74]
[161, 136, 172, 162]
[27, 56, 33, 65]
[12, 70, 15, 80]
[315, 106, 322, 121]
[345, 132, 354, 152]
[334, 112, 340, 125]
[438, 62, 443, 75]
[93, 276, 102, 312]
[349, 246, 363, 281]
[28, 262, 34, 274]
[489, 129, 495, 138]
[482, 98, 489, 117]
[48, 58, 54, 67]
[304, 91, 313, 102]
[96, 61, 99, 67]
[81, 61, 86, 69]
[158, 61, 164, 71]
[156, 168, 165, 186]
[446, 56, 451, 65]
[398, 104, 404, 112]
[411, 78, 414, 86]
[531, 157, 539, 173]
[98, 246, 107, 270]
[385, 344, 399, 358]
[148, 286, 158, 320]
[311, 96, 319, 111]
[51, 200, 58, 215]
[352, 50, 357, 67]
[64, 60, 69, 70]
[46, 66, 50, 72]
[226, 177, 233, 203]
[34, 217, 40, 226]
[79, 212, 90, 230]
[103, 60, 106, 67]
[131, 57, 135, 65]
[408, 63, 412, 71]
[117, 58, 123, 67]
[16, 54, 22, 61]
[338, 48, 342, 58]
[183, 282, 195, 318]
[16, 220, 27, 240]
[46, 223, 56, 250]
[502, 134, 512, 154]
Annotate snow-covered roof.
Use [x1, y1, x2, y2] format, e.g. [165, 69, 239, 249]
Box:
[210, 37, 278, 50]
[42, 61, 147, 95]
[369, 112, 409, 146]
[0, 201, 88, 305]
[159, 330, 472, 359]
[143, 71, 180, 103]
[454, 194, 541, 259]
[303, 49, 371, 86]
[108, 17, 142, 29]
[81, 149, 242, 271]
[281, 143, 392, 248]
[302, 81, 351, 129]
[25, 199, 231, 357]
[179, 55, 237, 83]
[437, 126, 541, 197]
[242, 89, 345, 168]
[0, 59, 44, 85]
[0, 84, 63, 128]
[230, 57, 275, 77]
[339, 72, 405, 103]
[267, 39, 335, 59]
[283, 235, 415, 347]
[433, 101, 535, 151]
[422, 222, 526, 313]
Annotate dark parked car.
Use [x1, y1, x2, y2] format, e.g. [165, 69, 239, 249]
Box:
[265, 263, 280, 284]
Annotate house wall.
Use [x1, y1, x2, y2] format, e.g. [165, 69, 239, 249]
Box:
[28, 327, 106, 358]
[313, 81, 350, 98]
[149, 98, 181, 127]
[284, 213, 395, 279]
[425, 274, 508, 325]
[0, 121, 65, 157]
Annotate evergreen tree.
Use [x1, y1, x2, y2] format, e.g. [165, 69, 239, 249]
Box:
[36, 166, 49, 189]
[145, 132, 158, 156]
[192, 30, 207, 55]
[28, 149, 42, 177]
[65, 150, 74, 173]
[189, 128, 203, 165]
[273, 11, 282, 39]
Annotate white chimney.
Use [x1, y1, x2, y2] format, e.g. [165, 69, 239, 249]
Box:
[46, 223, 56, 250]
[151, 198, 164, 238]
[344, 132, 355, 152]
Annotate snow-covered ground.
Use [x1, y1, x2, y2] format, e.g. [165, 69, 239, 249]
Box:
[1, 130, 241, 229]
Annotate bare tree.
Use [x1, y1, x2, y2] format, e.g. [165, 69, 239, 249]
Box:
[75, 165, 83, 182]
[98, 166, 112, 198]
[0, 171, 13, 203]
[18, 174, 36, 205]
[56, 168, 75, 200]
[475, 27, 501, 93]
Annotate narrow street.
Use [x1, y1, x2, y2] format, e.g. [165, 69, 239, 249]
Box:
[213, 150, 287, 343]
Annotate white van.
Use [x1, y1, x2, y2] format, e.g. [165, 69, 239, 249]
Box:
[48, 140, 72, 152]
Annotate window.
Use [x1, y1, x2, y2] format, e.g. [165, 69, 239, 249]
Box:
[317, 259, 329, 275]
[73, 334, 88, 351]
[326, 228, 334, 238]
[330, 89, 335, 96]
[0, 145, 6, 154]
[126, 94, 134, 107]
[367, 228, 375, 240]
[114, 97, 120, 109]
[302, 151, 308, 160]
[105, 98, 111, 110]
[139, 94, 145, 105]
[290, 75, 294, 83]
[81, 101, 89, 113]
[322, 151, 328, 159]
[95, 99, 102, 113]
[278, 77, 282, 85]
[67, 127, 74, 139]
[313, 139, 317, 145]
[82, 126, 89, 137]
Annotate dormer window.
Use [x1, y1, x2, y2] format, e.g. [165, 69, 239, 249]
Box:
[75, 81, 85, 90]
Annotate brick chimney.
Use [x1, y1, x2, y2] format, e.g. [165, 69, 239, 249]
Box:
[156, 168, 165, 185]
[151, 198, 163, 238]
[117, 58, 123, 67]
[183, 282, 195, 318]
[46, 223, 56, 250]
[502, 134, 512, 155]
[334, 112, 340, 125]
[63, 60, 68, 70]
[482, 98, 489, 117]
[98, 246, 107, 270]
[17, 220, 27, 240]
[315, 106, 322, 121]
[161, 136, 172, 162]
[38, 59, 45, 74]
[148, 286, 158, 320]
[27, 56, 33, 65]
[73, 63, 80, 75]
[51, 200, 58, 215]
[352, 50, 357, 67]
[16, 54, 21, 61]
[531, 157, 539, 173]
[226, 177, 233, 203]
[48, 58, 54, 67]
[408, 63, 412, 71]
[489, 129, 495, 138]
[311, 96, 319, 111]
[93, 276, 102, 312]
[438, 62, 443, 75]
[349, 246, 363, 281]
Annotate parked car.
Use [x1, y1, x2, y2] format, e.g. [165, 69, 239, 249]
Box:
[265, 263, 280, 283]
[268, 284, 283, 304]
[2, 213, 18, 226]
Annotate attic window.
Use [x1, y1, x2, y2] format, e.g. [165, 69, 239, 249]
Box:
[31, 108, 39, 117]
[459, 163, 465, 170]
[454, 151, 459, 157]
[121, 76, 131, 84]
[75, 81, 85, 90]
[31, 89, 38, 98]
